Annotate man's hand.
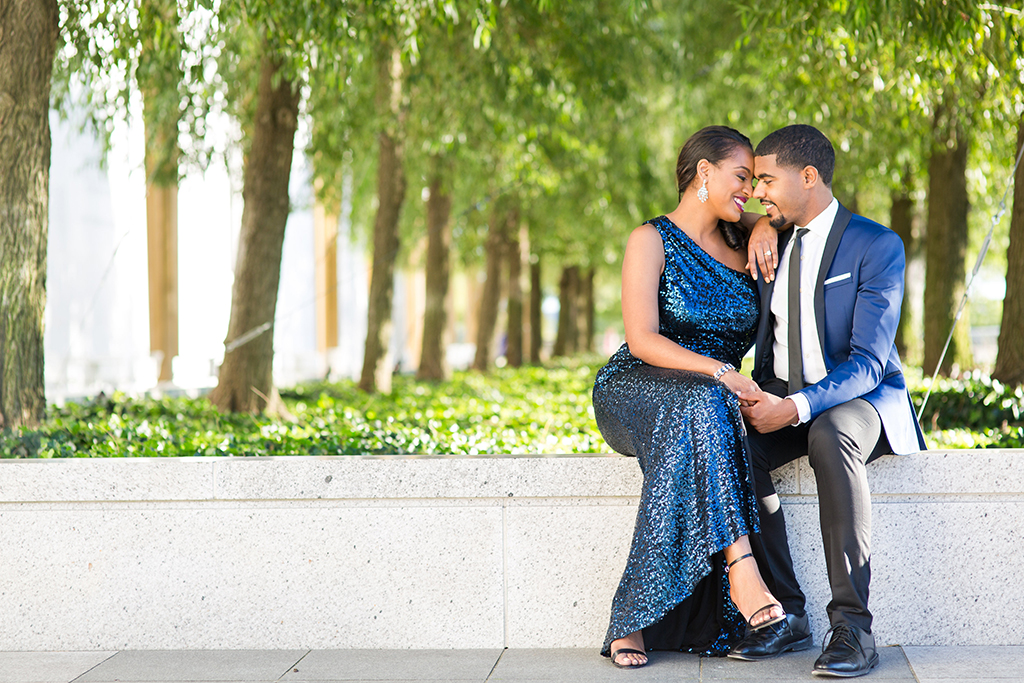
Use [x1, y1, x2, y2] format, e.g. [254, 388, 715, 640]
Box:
[738, 388, 800, 433]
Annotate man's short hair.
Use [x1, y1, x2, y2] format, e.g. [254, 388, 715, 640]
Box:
[755, 124, 835, 187]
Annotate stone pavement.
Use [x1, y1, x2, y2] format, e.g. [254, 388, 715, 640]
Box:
[0, 647, 1021, 683]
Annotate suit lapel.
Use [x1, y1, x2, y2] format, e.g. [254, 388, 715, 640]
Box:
[814, 203, 853, 357]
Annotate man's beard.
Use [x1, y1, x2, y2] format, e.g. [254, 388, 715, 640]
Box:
[769, 212, 787, 229]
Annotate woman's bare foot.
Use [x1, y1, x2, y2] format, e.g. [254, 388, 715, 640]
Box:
[609, 630, 647, 668]
[726, 554, 785, 628]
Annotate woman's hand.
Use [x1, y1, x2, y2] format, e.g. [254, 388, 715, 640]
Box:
[746, 215, 779, 282]
[719, 369, 760, 399]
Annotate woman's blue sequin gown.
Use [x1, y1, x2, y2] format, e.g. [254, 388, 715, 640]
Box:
[593, 216, 761, 657]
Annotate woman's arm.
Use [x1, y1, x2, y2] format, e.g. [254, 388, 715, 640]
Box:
[739, 212, 783, 282]
[621, 224, 758, 395]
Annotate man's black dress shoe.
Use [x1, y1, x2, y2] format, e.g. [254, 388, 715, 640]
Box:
[727, 613, 813, 661]
[812, 624, 878, 678]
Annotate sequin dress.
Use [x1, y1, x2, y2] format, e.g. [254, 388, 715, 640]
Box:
[593, 215, 760, 657]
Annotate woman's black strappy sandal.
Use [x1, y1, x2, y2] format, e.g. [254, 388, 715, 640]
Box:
[726, 553, 787, 631]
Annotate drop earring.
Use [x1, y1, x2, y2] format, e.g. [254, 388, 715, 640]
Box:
[697, 176, 709, 203]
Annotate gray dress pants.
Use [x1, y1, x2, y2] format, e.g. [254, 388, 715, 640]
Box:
[746, 378, 890, 633]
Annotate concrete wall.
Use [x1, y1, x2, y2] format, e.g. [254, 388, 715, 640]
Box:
[0, 453, 1021, 651]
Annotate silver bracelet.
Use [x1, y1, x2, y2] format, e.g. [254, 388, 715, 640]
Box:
[712, 363, 735, 381]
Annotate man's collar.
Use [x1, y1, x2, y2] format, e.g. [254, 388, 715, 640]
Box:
[796, 197, 840, 237]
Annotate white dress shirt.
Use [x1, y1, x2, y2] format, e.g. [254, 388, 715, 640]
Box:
[770, 197, 840, 423]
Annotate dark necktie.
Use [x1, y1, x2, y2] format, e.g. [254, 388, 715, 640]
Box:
[788, 228, 809, 396]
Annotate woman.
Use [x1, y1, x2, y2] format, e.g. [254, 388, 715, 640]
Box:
[593, 125, 781, 668]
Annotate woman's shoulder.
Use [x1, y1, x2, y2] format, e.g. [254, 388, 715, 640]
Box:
[637, 215, 681, 239]
[627, 221, 666, 252]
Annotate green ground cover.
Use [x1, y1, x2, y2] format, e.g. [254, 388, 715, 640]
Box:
[2, 357, 1021, 458]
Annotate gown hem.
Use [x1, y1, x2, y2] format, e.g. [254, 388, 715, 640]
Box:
[599, 523, 754, 657]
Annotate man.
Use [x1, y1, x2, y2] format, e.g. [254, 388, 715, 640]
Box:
[731, 125, 926, 678]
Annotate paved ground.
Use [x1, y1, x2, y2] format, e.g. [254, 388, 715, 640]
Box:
[0, 647, 1021, 683]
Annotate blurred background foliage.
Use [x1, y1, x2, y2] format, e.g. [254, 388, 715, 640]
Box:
[2, 0, 1023, 451]
[4, 358, 1023, 458]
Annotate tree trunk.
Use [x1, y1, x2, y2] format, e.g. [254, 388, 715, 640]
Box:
[505, 209, 523, 368]
[889, 174, 914, 360]
[312, 189, 339, 354]
[529, 256, 542, 364]
[417, 155, 452, 381]
[0, 0, 59, 428]
[923, 115, 973, 376]
[140, 0, 181, 384]
[358, 42, 406, 393]
[144, 146, 179, 384]
[579, 267, 595, 353]
[993, 117, 1024, 385]
[209, 52, 299, 414]
[553, 265, 579, 357]
[472, 201, 508, 371]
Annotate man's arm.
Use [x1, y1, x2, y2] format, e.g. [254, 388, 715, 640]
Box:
[740, 227, 906, 433]
[799, 229, 906, 419]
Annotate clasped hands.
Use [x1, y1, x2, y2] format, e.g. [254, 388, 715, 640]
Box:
[718, 372, 797, 433]
[737, 387, 799, 434]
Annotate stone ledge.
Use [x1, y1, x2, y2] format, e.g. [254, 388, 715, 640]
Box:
[798, 449, 1024, 495]
[2, 450, 1022, 502]
[0, 452, 1021, 650]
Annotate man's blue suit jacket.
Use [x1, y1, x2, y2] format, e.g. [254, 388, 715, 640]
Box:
[751, 203, 927, 455]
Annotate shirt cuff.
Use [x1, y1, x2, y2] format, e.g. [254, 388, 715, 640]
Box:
[788, 393, 811, 424]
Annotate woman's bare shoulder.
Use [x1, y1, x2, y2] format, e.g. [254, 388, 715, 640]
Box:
[627, 222, 663, 247]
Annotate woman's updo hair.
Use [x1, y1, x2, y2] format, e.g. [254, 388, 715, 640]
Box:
[675, 125, 753, 251]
